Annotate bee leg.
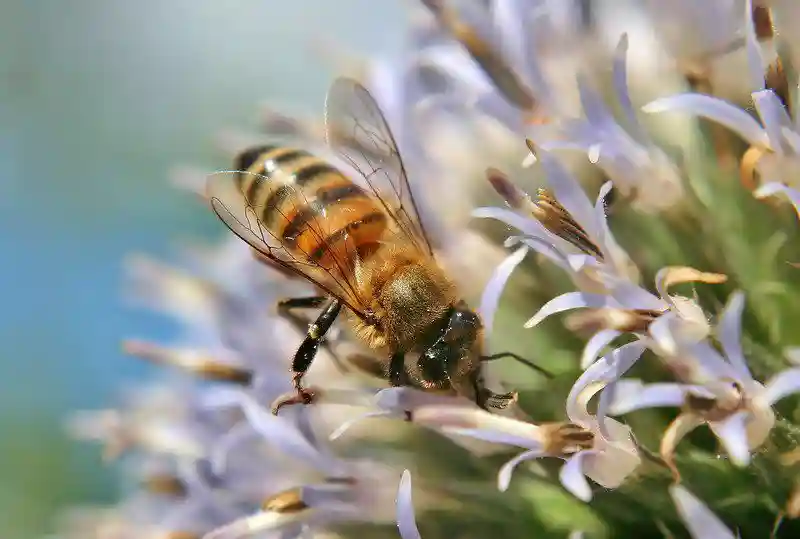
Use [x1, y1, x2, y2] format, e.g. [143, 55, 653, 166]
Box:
[271, 299, 342, 415]
[480, 352, 554, 378]
[276, 296, 349, 373]
[478, 389, 518, 410]
[470, 369, 517, 411]
[388, 352, 413, 421]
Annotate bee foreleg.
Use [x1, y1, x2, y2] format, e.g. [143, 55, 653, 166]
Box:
[388, 352, 413, 422]
[276, 296, 349, 374]
[388, 352, 409, 387]
[478, 389, 517, 410]
[271, 299, 342, 415]
[480, 352, 553, 378]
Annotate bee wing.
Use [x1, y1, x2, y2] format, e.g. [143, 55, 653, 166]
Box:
[324, 77, 435, 257]
[206, 170, 370, 319]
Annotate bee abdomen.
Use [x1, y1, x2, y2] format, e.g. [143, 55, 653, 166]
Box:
[234, 145, 388, 270]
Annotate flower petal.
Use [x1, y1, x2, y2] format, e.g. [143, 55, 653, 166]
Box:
[716, 291, 752, 381]
[413, 405, 543, 449]
[611, 33, 649, 144]
[642, 93, 769, 148]
[660, 413, 704, 479]
[744, 0, 766, 92]
[754, 183, 800, 219]
[498, 449, 545, 491]
[710, 411, 751, 467]
[524, 292, 617, 328]
[764, 367, 800, 404]
[670, 485, 736, 539]
[479, 246, 529, 344]
[329, 411, 397, 441]
[753, 90, 791, 154]
[216, 390, 343, 476]
[559, 451, 598, 502]
[580, 329, 623, 369]
[567, 341, 648, 423]
[397, 470, 421, 539]
[607, 380, 687, 415]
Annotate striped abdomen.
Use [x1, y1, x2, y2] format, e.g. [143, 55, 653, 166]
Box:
[235, 145, 388, 270]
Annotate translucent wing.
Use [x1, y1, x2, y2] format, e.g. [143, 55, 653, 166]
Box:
[206, 170, 370, 319]
[324, 77, 435, 257]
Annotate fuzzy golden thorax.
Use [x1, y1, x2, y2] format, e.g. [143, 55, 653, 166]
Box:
[349, 243, 458, 353]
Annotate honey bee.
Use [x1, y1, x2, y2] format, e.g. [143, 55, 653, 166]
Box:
[207, 77, 542, 415]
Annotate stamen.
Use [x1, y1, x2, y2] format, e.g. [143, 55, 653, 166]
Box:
[123, 340, 253, 385]
[542, 422, 595, 455]
[262, 487, 309, 514]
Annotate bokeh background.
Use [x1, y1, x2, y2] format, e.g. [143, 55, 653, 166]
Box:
[0, 1, 406, 537]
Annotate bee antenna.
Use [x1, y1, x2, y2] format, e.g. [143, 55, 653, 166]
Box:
[480, 352, 553, 378]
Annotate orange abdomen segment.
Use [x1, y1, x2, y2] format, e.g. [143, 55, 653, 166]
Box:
[236, 144, 388, 272]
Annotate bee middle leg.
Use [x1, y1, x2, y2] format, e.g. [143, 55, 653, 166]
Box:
[271, 298, 342, 415]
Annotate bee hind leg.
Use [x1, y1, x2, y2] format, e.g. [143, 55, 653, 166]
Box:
[271, 298, 342, 415]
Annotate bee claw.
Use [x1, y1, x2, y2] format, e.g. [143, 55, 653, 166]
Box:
[270, 387, 318, 415]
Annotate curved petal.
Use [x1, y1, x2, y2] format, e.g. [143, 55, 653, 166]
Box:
[753, 90, 791, 154]
[232, 391, 343, 476]
[660, 413, 704, 479]
[754, 183, 800, 219]
[444, 427, 542, 449]
[670, 485, 736, 539]
[578, 72, 615, 129]
[559, 451, 598, 502]
[611, 33, 649, 144]
[744, 0, 766, 92]
[643, 93, 769, 148]
[210, 421, 257, 475]
[524, 292, 616, 328]
[498, 449, 545, 491]
[566, 341, 648, 423]
[710, 411, 751, 467]
[764, 367, 800, 404]
[396, 470, 422, 539]
[580, 329, 623, 369]
[329, 411, 396, 441]
[479, 246, 529, 343]
[472, 206, 554, 241]
[607, 380, 687, 416]
[608, 281, 662, 310]
[717, 291, 752, 381]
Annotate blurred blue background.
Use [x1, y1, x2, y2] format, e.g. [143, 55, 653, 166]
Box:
[0, 1, 404, 536]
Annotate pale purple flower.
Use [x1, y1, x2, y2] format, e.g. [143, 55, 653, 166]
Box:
[474, 149, 638, 328]
[606, 292, 800, 470]
[412, 377, 640, 502]
[526, 34, 685, 212]
[528, 265, 725, 368]
[642, 0, 800, 192]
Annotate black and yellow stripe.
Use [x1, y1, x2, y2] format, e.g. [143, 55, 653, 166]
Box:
[234, 145, 388, 270]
